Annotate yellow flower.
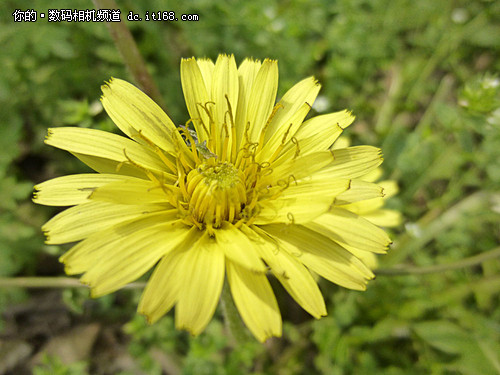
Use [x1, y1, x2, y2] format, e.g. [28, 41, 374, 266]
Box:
[34, 54, 391, 342]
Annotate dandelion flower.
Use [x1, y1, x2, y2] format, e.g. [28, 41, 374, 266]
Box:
[34, 54, 391, 342]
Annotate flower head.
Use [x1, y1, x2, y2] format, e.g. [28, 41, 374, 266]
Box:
[34, 54, 391, 342]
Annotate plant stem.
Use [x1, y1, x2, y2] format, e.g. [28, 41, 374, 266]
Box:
[0, 277, 145, 289]
[377, 246, 500, 276]
[92, 0, 166, 109]
[220, 281, 251, 344]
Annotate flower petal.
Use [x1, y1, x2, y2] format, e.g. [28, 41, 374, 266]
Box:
[235, 58, 262, 149]
[254, 176, 349, 225]
[211, 54, 238, 152]
[271, 150, 334, 182]
[33, 173, 125, 206]
[263, 224, 374, 290]
[362, 209, 402, 227]
[293, 110, 355, 155]
[379, 180, 399, 198]
[308, 208, 392, 254]
[181, 57, 211, 142]
[227, 260, 281, 342]
[197, 58, 215, 93]
[215, 222, 266, 272]
[138, 230, 199, 323]
[80, 221, 192, 297]
[60, 210, 178, 274]
[258, 102, 312, 161]
[334, 180, 384, 205]
[249, 226, 327, 318]
[71, 152, 148, 179]
[175, 232, 225, 335]
[264, 77, 320, 143]
[247, 59, 279, 142]
[100, 78, 182, 154]
[45, 127, 169, 174]
[316, 146, 383, 179]
[43, 201, 170, 244]
[90, 178, 178, 205]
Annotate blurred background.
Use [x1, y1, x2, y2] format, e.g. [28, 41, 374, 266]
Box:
[1, 0, 499, 374]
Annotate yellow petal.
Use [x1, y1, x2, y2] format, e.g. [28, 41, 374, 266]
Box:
[197, 58, 215, 93]
[90, 178, 177, 205]
[138, 230, 199, 324]
[271, 150, 335, 182]
[234, 58, 262, 149]
[254, 176, 349, 225]
[316, 146, 383, 179]
[43, 201, 169, 244]
[263, 224, 373, 290]
[81, 221, 191, 297]
[175, 232, 225, 335]
[239, 224, 287, 277]
[247, 59, 278, 142]
[100, 78, 182, 154]
[348, 249, 379, 270]
[332, 136, 350, 149]
[71, 152, 149, 179]
[360, 167, 383, 182]
[339, 197, 384, 215]
[334, 180, 384, 205]
[309, 208, 392, 254]
[45, 127, 168, 174]
[258, 102, 312, 161]
[61, 210, 178, 274]
[211, 54, 238, 149]
[33, 173, 125, 206]
[293, 110, 355, 155]
[227, 260, 281, 342]
[362, 209, 402, 227]
[181, 57, 211, 142]
[215, 223, 266, 272]
[379, 179, 399, 198]
[264, 77, 320, 143]
[250, 226, 327, 318]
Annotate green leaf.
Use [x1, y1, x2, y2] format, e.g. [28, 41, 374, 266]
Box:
[413, 320, 470, 354]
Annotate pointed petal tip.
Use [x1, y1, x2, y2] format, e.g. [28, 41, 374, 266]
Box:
[181, 56, 196, 64]
[263, 57, 278, 64]
[137, 310, 156, 325]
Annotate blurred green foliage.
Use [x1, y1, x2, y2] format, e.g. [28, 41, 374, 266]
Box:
[32, 355, 88, 375]
[1, 0, 499, 373]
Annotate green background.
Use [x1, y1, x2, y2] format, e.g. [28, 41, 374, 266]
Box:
[1, 0, 499, 374]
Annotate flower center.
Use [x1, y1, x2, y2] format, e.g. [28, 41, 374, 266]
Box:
[186, 162, 246, 228]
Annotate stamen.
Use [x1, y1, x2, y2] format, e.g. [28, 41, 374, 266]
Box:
[268, 123, 293, 164]
[134, 130, 178, 173]
[224, 95, 237, 163]
[257, 103, 283, 153]
[194, 105, 210, 139]
[291, 137, 300, 159]
[122, 149, 179, 207]
[221, 121, 230, 162]
[196, 102, 216, 150]
[175, 155, 189, 200]
[185, 162, 246, 229]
